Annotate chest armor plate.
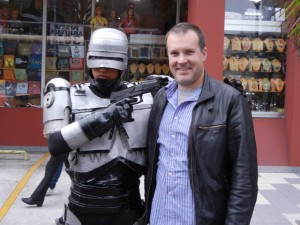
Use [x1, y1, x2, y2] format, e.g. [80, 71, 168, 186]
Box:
[69, 83, 151, 173]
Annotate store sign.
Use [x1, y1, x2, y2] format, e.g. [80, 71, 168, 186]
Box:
[49, 24, 84, 45]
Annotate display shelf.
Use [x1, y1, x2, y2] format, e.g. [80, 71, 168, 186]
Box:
[225, 19, 283, 33]
[223, 21, 286, 117]
[252, 111, 284, 118]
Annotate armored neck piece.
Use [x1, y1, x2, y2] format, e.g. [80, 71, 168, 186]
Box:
[90, 78, 125, 98]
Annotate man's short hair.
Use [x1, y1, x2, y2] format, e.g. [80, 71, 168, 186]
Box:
[165, 22, 206, 51]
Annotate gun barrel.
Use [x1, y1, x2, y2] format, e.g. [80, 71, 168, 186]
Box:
[110, 79, 160, 103]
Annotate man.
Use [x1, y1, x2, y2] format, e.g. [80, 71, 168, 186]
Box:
[143, 22, 258, 225]
[44, 28, 165, 225]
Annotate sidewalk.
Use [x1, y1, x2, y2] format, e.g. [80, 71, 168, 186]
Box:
[1, 150, 300, 225]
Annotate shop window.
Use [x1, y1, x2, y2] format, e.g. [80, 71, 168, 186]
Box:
[0, 0, 187, 108]
[223, 0, 286, 118]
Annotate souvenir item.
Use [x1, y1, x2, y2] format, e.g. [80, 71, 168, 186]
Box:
[46, 44, 57, 57]
[270, 78, 276, 92]
[4, 41, 18, 55]
[0, 80, 5, 95]
[241, 37, 252, 51]
[57, 57, 70, 70]
[14, 69, 27, 81]
[29, 56, 42, 70]
[248, 58, 253, 71]
[0, 41, 4, 55]
[4, 69, 15, 80]
[5, 80, 17, 96]
[4, 55, 15, 68]
[45, 71, 58, 83]
[262, 78, 271, 92]
[224, 36, 230, 51]
[261, 58, 272, 72]
[252, 58, 261, 72]
[69, 58, 84, 70]
[162, 64, 170, 75]
[28, 81, 41, 95]
[138, 63, 146, 74]
[0, 56, 3, 68]
[31, 43, 42, 55]
[248, 77, 258, 92]
[264, 38, 274, 51]
[71, 46, 85, 58]
[57, 45, 71, 57]
[154, 63, 162, 74]
[27, 69, 41, 81]
[45, 57, 57, 70]
[71, 70, 84, 82]
[271, 59, 281, 72]
[146, 63, 154, 74]
[231, 37, 241, 51]
[18, 43, 32, 56]
[16, 82, 28, 95]
[223, 56, 229, 71]
[15, 56, 28, 69]
[275, 78, 284, 92]
[130, 63, 138, 74]
[257, 78, 263, 92]
[238, 57, 248, 72]
[240, 77, 248, 91]
[275, 38, 286, 52]
[252, 38, 264, 52]
[228, 57, 239, 71]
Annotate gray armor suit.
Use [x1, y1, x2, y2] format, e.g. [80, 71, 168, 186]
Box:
[43, 28, 153, 225]
[44, 78, 150, 214]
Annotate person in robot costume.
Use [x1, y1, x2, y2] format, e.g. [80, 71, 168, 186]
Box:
[43, 28, 164, 225]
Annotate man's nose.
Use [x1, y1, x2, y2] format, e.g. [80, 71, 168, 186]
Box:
[178, 53, 187, 63]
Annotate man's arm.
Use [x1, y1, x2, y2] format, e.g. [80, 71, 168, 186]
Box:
[225, 94, 258, 224]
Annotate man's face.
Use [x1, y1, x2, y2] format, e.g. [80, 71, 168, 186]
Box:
[91, 67, 119, 80]
[167, 30, 207, 90]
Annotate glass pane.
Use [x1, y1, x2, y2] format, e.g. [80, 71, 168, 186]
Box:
[0, 0, 44, 107]
[224, 0, 286, 117]
[0, 0, 188, 107]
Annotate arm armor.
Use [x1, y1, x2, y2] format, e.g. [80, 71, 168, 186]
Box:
[43, 77, 71, 136]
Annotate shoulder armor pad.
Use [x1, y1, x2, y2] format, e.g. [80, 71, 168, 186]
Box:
[43, 78, 71, 136]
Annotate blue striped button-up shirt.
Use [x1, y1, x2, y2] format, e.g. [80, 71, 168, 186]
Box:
[150, 81, 202, 225]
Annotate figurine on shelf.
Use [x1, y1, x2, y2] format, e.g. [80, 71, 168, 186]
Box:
[107, 10, 120, 28]
[7, 7, 24, 34]
[118, 5, 139, 36]
[20, 0, 43, 35]
[90, 5, 108, 31]
[0, 6, 8, 28]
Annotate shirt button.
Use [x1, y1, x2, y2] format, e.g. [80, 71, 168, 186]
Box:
[168, 172, 172, 176]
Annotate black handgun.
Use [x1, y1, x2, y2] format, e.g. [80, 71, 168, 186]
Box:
[110, 77, 168, 105]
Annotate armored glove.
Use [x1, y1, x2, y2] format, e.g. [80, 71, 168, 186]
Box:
[78, 98, 134, 140]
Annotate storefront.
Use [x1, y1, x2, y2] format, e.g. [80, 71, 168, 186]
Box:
[0, 0, 299, 170]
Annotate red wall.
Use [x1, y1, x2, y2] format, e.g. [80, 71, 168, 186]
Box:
[285, 44, 300, 167]
[0, 108, 46, 146]
[188, 0, 300, 167]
